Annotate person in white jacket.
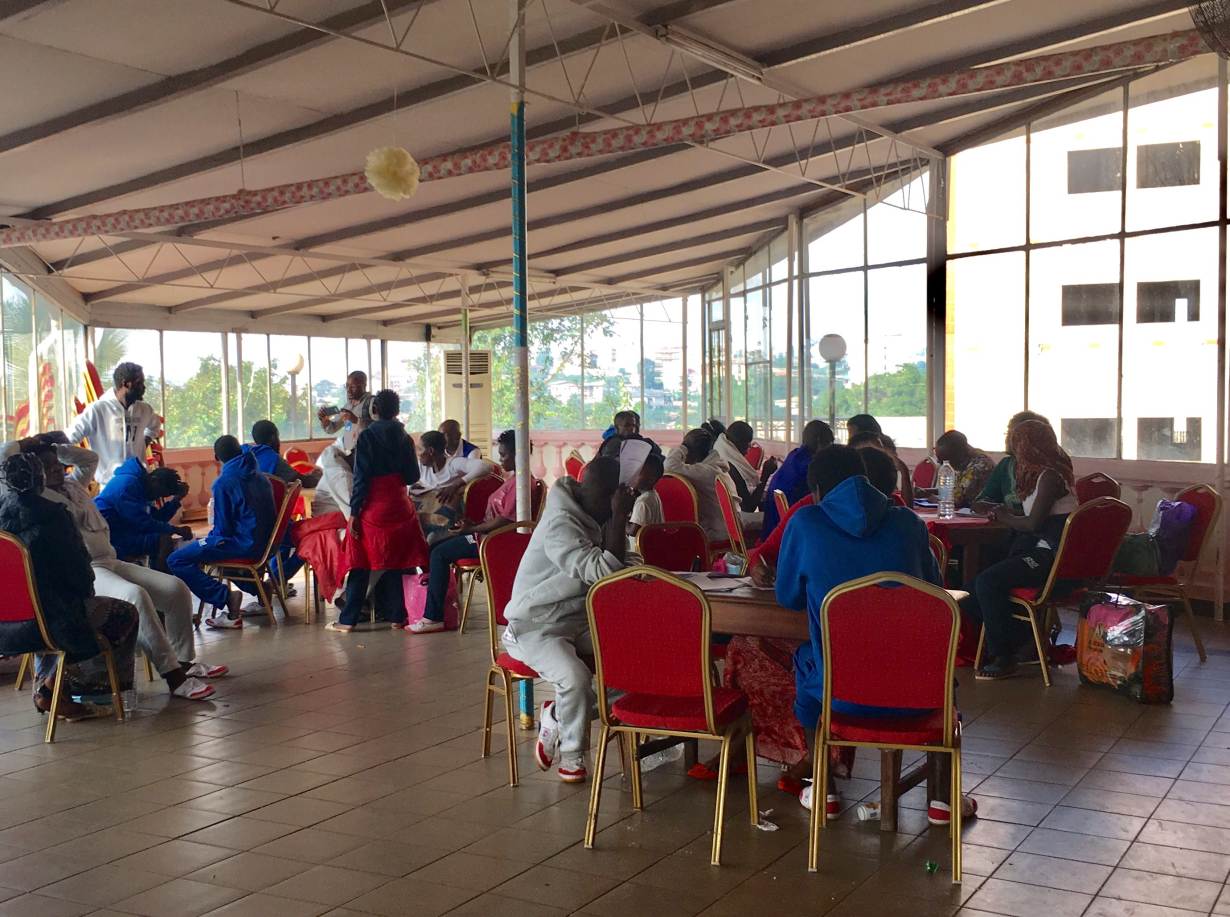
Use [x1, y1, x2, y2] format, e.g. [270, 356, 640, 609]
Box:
[664, 428, 732, 543]
[502, 456, 634, 784]
[18, 437, 224, 701]
[64, 362, 161, 485]
[414, 430, 496, 504]
[311, 439, 355, 520]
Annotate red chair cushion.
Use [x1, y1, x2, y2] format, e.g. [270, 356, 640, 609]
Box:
[829, 708, 952, 746]
[496, 652, 538, 679]
[453, 558, 480, 569]
[1111, 574, 1179, 587]
[1009, 587, 1040, 601]
[612, 687, 747, 732]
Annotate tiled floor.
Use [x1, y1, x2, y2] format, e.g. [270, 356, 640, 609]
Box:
[0, 591, 1228, 917]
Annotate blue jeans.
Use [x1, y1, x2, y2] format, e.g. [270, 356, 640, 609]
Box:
[167, 541, 259, 609]
[424, 536, 477, 623]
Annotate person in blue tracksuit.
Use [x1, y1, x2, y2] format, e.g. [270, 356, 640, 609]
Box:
[95, 457, 192, 568]
[167, 436, 275, 629]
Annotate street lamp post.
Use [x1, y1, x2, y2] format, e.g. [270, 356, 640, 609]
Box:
[818, 333, 847, 431]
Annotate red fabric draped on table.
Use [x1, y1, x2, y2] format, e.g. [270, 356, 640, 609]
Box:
[346, 474, 429, 570]
[291, 512, 351, 600]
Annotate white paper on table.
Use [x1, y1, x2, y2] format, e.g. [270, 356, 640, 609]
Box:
[618, 438, 653, 485]
[675, 571, 753, 593]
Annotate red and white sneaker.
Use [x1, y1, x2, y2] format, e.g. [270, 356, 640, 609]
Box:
[170, 677, 216, 701]
[557, 754, 587, 784]
[206, 614, 242, 630]
[184, 661, 228, 678]
[927, 797, 978, 826]
[534, 701, 559, 771]
[798, 784, 841, 818]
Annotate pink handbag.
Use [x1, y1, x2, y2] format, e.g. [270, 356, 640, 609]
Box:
[403, 571, 459, 630]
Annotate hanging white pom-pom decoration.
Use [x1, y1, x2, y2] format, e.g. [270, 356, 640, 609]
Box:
[365, 147, 420, 201]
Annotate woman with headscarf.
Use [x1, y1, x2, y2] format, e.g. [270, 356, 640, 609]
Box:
[961, 419, 1077, 680]
[0, 452, 139, 718]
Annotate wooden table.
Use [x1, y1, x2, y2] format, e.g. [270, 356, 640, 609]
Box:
[919, 511, 1010, 586]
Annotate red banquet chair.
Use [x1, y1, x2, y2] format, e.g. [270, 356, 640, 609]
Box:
[3, 533, 126, 741]
[564, 450, 585, 480]
[584, 567, 757, 866]
[929, 533, 949, 585]
[453, 474, 504, 633]
[636, 522, 709, 572]
[284, 447, 313, 518]
[199, 477, 301, 625]
[1074, 472, 1121, 503]
[480, 522, 537, 786]
[715, 476, 749, 567]
[773, 489, 789, 520]
[1111, 484, 1221, 663]
[913, 457, 938, 489]
[809, 573, 963, 881]
[655, 473, 700, 524]
[745, 442, 765, 470]
[974, 496, 1132, 687]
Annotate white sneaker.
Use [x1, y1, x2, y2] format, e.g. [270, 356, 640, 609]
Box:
[171, 677, 216, 701]
[405, 619, 445, 634]
[206, 614, 243, 630]
[240, 599, 266, 616]
[798, 785, 842, 818]
[184, 661, 228, 678]
[534, 701, 560, 771]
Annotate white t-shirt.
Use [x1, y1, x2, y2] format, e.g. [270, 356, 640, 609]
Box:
[416, 453, 494, 491]
[629, 490, 664, 529]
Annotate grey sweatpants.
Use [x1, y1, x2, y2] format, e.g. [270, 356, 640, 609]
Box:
[93, 560, 195, 675]
[503, 617, 594, 757]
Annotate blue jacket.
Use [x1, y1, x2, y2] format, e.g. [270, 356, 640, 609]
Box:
[760, 445, 811, 538]
[776, 475, 940, 727]
[205, 451, 276, 558]
[95, 457, 181, 556]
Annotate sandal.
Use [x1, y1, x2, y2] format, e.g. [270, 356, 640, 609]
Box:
[33, 687, 108, 722]
[686, 759, 749, 781]
[324, 622, 353, 633]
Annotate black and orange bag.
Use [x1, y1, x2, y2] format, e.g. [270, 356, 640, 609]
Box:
[1077, 592, 1173, 705]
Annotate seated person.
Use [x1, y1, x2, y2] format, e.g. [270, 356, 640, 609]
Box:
[962, 420, 1077, 681]
[329, 389, 428, 633]
[626, 453, 665, 540]
[710, 420, 777, 510]
[503, 456, 633, 784]
[32, 439, 221, 701]
[439, 419, 478, 460]
[597, 410, 661, 460]
[761, 420, 833, 537]
[776, 445, 944, 817]
[95, 458, 192, 568]
[415, 430, 495, 505]
[664, 428, 730, 543]
[169, 436, 276, 630]
[974, 410, 1051, 513]
[850, 431, 914, 507]
[845, 413, 881, 440]
[409, 429, 527, 635]
[0, 452, 139, 719]
[926, 430, 995, 510]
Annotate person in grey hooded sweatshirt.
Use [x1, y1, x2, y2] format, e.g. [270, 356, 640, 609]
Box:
[502, 455, 634, 784]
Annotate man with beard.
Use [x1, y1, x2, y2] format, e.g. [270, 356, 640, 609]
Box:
[65, 362, 162, 484]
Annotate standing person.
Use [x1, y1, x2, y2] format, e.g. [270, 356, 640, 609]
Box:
[310, 435, 356, 519]
[327, 389, 427, 633]
[168, 436, 276, 630]
[963, 420, 1078, 681]
[33, 440, 221, 701]
[502, 455, 633, 783]
[65, 362, 161, 484]
[761, 420, 833, 537]
[0, 452, 139, 718]
[931, 430, 995, 510]
[664, 428, 730, 543]
[94, 459, 192, 569]
[409, 429, 527, 635]
[975, 410, 1052, 512]
[439, 419, 478, 460]
[317, 371, 373, 449]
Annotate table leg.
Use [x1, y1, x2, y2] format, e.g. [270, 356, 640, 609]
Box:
[962, 544, 981, 588]
[880, 750, 902, 832]
[518, 680, 535, 730]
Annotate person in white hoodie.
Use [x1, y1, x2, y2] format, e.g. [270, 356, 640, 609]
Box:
[64, 362, 161, 485]
[664, 427, 732, 543]
[502, 455, 634, 784]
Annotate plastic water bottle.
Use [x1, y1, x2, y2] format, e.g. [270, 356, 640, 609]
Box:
[937, 461, 956, 519]
[856, 802, 881, 821]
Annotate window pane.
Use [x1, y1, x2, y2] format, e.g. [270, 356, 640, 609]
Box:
[347, 338, 371, 380]
[1129, 59, 1218, 231]
[729, 293, 746, 418]
[371, 339, 384, 390]
[237, 334, 269, 440]
[269, 336, 309, 442]
[746, 286, 769, 432]
[1031, 87, 1124, 243]
[310, 337, 348, 431]
[585, 308, 639, 429]
[225, 333, 239, 439]
[1029, 241, 1120, 458]
[948, 132, 1025, 253]
[867, 264, 927, 447]
[163, 331, 221, 449]
[867, 172, 927, 265]
[93, 327, 163, 423]
[686, 295, 702, 425]
[947, 252, 1025, 452]
[770, 281, 791, 440]
[1123, 227, 1217, 462]
[807, 273, 864, 429]
[770, 233, 790, 282]
[62, 316, 85, 428]
[1061, 284, 1119, 326]
[386, 340, 431, 433]
[642, 299, 684, 431]
[2, 276, 33, 438]
[807, 205, 864, 272]
[34, 295, 62, 435]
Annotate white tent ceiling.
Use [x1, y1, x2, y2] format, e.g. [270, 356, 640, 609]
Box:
[0, 0, 1208, 337]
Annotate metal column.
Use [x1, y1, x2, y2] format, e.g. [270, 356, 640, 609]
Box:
[1217, 58, 1227, 621]
[460, 278, 471, 441]
[926, 160, 949, 444]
